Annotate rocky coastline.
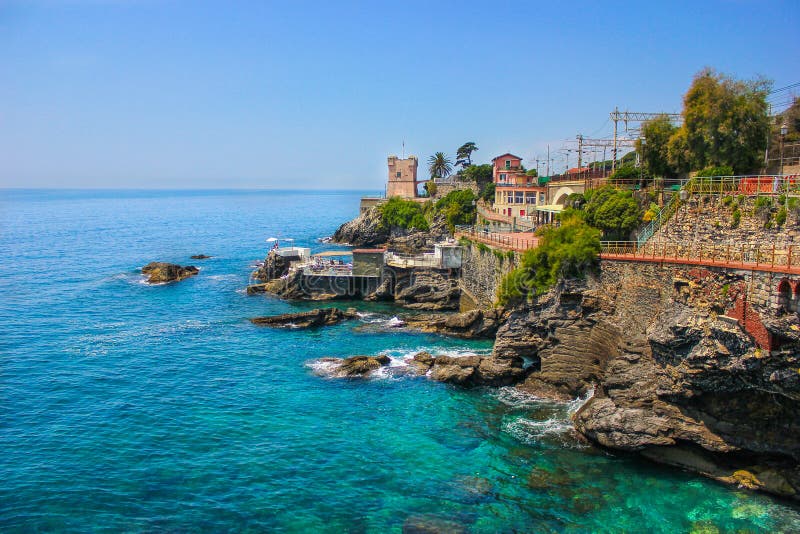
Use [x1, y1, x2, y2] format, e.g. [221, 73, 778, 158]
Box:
[246, 202, 800, 501]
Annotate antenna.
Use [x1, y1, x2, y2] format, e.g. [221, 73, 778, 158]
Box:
[402, 140, 405, 159]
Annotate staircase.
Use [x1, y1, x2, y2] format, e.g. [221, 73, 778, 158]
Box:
[636, 190, 681, 246]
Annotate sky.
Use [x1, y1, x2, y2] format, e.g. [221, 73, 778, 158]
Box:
[0, 0, 798, 190]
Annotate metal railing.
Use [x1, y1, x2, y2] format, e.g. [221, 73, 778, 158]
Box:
[384, 251, 444, 269]
[455, 228, 539, 251]
[600, 240, 800, 274]
[636, 191, 680, 246]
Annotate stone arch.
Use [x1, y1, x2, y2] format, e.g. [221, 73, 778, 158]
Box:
[777, 278, 794, 313]
[552, 186, 577, 206]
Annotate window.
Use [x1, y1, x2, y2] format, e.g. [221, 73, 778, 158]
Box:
[515, 191, 524, 204]
[396, 171, 401, 178]
[525, 192, 536, 204]
[505, 160, 511, 169]
[506, 192, 514, 204]
[520, 210, 526, 217]
[539, 193, 545, 203]
[500, 173, 507, 182]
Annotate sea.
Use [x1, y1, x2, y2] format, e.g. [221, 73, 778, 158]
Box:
[1, 189, 799, 533]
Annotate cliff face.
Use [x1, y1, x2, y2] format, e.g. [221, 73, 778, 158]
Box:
[488, 262, 800, 500]
[331, 206, 450, 252]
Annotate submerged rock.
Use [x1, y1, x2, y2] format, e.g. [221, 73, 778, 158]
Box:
[250, 307, 358, 328]
[190, 254, 212, 259]
[403, 309, 506, 339]
[141, 262, 199, 284]
[311, 355, 391, 378]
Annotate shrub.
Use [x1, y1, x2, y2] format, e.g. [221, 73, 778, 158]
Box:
[380, 197, 429, 231]
[695, 165, 734, 177]
[776, 206, 787, 227]
[424, 181, 438, 197]
[458, 236, 472, 247]
[609, 165, 641, 182]
[497, 213, 601, 306]
[721, 195, 734, 207]
[581, 185, 643, 240]
[493, 249, 505, 261]
[476, 242, 490, 253]
[753, 196, 773, 224]
[505, 250, 515, 261]
[481, 182, 496, 203]
[435, 189, 477, 230]
[731, 207, 741, 228]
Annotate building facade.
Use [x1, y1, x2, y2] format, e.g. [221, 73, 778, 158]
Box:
[492, 153, 547, 218]
[386, 155, 420, 198]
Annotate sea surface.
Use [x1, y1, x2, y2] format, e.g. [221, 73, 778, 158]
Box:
[2, 189, 799, 533]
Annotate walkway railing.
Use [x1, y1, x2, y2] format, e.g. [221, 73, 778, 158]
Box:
[600, 241, 800, 275]
[476, 201, 537, 231]
[636, 190, 681, 246]
[384, 251, 444, 269]
[455, 227, 539, 251]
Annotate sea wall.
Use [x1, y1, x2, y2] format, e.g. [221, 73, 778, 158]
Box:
[459, 242, 518, 309]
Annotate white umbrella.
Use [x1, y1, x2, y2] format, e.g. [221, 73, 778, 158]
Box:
[265, 237, 278, 242]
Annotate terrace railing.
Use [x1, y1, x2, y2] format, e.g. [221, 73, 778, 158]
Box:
[455, 227, 539, 252]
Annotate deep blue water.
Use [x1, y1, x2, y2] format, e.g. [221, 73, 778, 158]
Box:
[2, 189, 799, 533]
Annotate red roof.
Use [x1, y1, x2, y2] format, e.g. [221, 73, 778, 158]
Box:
[491, 153, 523, 162]
[566, 166, 590, 174]
[352, 248, 387, 254]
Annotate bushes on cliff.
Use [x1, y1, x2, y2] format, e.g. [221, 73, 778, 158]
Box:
[435, 189, 477, 230]
[379, 197, 429, 231]
[497, 212, 601, 306]
[581, 186, 643, 240]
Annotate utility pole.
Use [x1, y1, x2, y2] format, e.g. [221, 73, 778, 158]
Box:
[576, 134, 584, 168]
[546, 144, 550, 177]
[612, 106, 619, 173]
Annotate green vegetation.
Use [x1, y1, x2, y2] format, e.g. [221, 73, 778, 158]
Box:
[753, 196, 773, 226]
[581, 186, 643, 240]
[428, 152, 453, 180]
[493, 249, 505, 261]
[721, 195, 734, 207]
[455, 142, 478, 168]
[481, 182, 496, 203]
[695, 165, 734, 177]
[609, 165, 641, 183]
[639, 115, 678, 177]
[505, 250, 515, 261]
[435, 189, 477, 230]
[497, 213, 601, 306]
[476, 242, 490, 253]
[379, 197, 429, 231]
[668, 69, 770, 174]
[776, 206, 787, 227]
[423, 181, 438, 197]
[731, 206, 741, 228]
[458, 236, 472, 247]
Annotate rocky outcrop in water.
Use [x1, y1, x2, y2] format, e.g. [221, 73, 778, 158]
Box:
[393, 270, 461, 310]
[250, 307, 358, 328]
[331, 207, 389, 247]
[141, 262, 199, 284]
[312, 355, 391, 378]
[403, 309, 507, 338]
[190, 254, 212, 260]
[252, 250, 291, 283]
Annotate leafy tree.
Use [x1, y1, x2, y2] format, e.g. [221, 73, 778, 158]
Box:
[695, 165, 733, 177]
[481, 182, 496, 203]
[435, 189, 477, 230]
[379, 197, 429, 231]
[455, 142, 478, 168]
[461, 163, 493, 191]
[582, 185, 642, 240]
[497, 212, 601, 306]
[609, 165, 640, 182]
[637, 115, 678, 177]
[428, 152, 453, 180]
[526, 168, 538, 177]
[669, 68, 771, 173]
[423, 181, 438, 197]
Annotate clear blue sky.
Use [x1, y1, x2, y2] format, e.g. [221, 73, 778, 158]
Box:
[1, 0, 798, 189]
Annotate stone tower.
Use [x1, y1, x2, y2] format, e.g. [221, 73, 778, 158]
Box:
[386, 155, 419, 198]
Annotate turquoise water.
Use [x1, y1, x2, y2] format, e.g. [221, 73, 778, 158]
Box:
[2, 189, 799, 533]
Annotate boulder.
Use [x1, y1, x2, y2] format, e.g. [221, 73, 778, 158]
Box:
[429, 355, 482, 385]
[250, 307, 358, 328]
[190, 254, 212, 260]
[141, 262, 199, 284]
[311, 355, 391, 378]
[409, 351, 435, 374]
[252, 250, 291, 282]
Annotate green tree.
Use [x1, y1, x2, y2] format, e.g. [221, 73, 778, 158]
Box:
[638, 115, 678, 177]
[582, 186, 642, 240]
[379, 197, 429, 231]
[481, 182, 496, 203]
[428, 152, 453, 180]
[669, 68, 771, 173]
[455, 142, 478, 168]
[497, 212, 601, 306]
[435, 189, 477, 230]
[461, 163, 493, 190]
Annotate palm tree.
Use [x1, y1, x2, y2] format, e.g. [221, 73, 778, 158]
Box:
[455, 142, 478, 168]
[428, 152, 453, 180]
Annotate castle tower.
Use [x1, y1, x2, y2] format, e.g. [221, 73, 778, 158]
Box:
[386, 155, 419, 198]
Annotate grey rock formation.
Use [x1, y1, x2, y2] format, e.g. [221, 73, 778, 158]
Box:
[250, 307, 358, 328]
[141, 262, 199, 284]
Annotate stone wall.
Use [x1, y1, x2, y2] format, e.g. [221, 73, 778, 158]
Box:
[459, 242, 518, 309]
[651, 195, 800, 247]
[433, 181, 480, 198]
